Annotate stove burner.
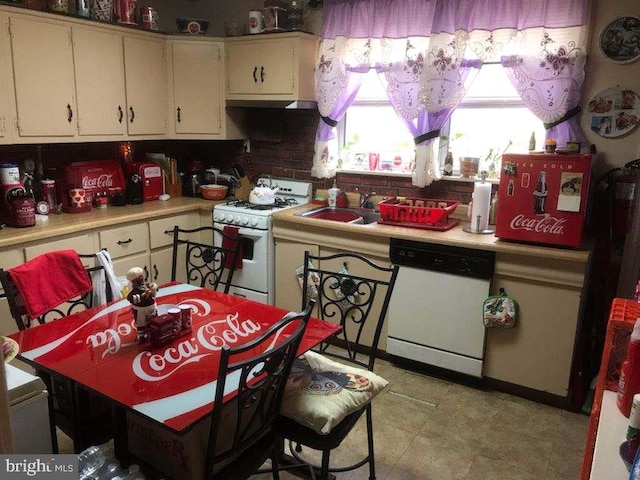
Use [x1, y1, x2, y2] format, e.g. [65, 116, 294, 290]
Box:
[224, 197, 300, 210]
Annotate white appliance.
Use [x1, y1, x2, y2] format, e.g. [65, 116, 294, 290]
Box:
[387, 239, 495, 377]
[213, 178, 312, 305]
[5, 363, 53, 453]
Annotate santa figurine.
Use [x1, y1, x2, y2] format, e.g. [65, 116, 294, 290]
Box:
[126, 267, 159, 342]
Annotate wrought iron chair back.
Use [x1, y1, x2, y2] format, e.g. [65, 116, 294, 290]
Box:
[170, 226, 241, 293]
[205, 302, 313, 479]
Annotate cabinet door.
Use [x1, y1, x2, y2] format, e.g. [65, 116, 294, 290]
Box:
[112, 251, 151, 282]
[9, 16, 76, 137]
[259, 40, 295, 95]
[123, 36, 167, 135]
[226, 42, 261, 95]
[72, 27, 127, 136]
[172, 42, 222, 135]
[0, 14, 11, 141]
[274, 239, 319, 312]
[149, 246, 179, 286]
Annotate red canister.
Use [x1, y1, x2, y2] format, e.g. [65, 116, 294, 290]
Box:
[116, 0, 137, 25]
[140, 6, 158, 30]
[11, 194, 36, 228]
[41, 179, 57, 210]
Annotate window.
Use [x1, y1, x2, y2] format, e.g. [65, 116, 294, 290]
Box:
[338, 64, 546, 178]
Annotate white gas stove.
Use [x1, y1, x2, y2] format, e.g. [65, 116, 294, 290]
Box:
[212, 178, 312, 305]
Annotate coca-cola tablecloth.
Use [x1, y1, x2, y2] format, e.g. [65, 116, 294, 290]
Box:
[8, 283, 340, 432]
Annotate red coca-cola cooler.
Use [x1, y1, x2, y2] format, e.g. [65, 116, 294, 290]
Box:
[495, 153, 592, 248]
[56, 160, 126, 210]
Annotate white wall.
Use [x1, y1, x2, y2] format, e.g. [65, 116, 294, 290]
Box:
[582, 0, 640, 173]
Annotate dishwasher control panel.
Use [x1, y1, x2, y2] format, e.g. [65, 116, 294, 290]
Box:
[390, 238, 495, 280]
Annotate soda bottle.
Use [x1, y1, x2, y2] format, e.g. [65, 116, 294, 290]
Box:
[533, 171, 547, 215]
[78, 445, 106, 479]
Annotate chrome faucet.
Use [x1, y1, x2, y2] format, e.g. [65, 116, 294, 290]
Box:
[358, 189, 375, 209]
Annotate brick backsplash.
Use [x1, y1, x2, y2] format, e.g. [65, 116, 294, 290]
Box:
[0, 109, 479, 203]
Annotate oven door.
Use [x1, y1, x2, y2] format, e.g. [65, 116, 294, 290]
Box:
[213, 224, 270, 295]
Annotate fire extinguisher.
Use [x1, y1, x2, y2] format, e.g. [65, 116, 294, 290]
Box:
[613, 167, 639, 239]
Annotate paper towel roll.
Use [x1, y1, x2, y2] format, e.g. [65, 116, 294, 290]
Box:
[471, 181, 491, 232]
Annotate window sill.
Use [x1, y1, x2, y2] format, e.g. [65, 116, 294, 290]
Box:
[337, 169, 500, 184]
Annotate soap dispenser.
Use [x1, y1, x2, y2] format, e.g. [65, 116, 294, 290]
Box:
[328, 180, 340, 207]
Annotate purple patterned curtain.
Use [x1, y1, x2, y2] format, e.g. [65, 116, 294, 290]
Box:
[312, 0, 590, 183]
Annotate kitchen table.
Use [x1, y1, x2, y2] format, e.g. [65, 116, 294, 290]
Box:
[7, 282, 341, 465]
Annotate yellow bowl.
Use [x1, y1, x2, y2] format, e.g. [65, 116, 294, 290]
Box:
[200, 184, 228, 200]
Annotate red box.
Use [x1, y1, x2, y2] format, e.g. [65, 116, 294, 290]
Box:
[126, 162, 163, 202]
[56, 160, 126, 208]
[495, 153, 592, 248]
[148, 314, 181, 348]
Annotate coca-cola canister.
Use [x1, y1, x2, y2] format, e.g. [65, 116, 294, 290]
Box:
[178, 305, 192, 333]
[116, 0, 137, 25]
[11, 194, 36, 228]
[140, 6, 159, 30]
[41, 179, 57, 210]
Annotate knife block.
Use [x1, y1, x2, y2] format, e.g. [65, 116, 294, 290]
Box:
[166, 181, 182, 198]
[235, 177, 251, 200]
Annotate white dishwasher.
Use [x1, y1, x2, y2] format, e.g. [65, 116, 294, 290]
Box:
[387, 238, 495, 377]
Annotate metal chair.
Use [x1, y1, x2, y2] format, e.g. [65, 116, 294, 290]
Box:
[278, 251, 399, 480]
[170, 226, 241, 293]
[204, 302, 313, 480]
[0, 250, 115, 453]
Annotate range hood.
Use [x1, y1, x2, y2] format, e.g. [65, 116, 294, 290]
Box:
[226, 99, 318, 109]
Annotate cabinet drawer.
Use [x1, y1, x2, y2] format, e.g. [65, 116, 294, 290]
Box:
[99, 223, 149, 259]
[25, 234, 96, 266]
[149, 213, 196, 249]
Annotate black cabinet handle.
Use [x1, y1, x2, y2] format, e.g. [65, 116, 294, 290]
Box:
[143, 265, 149, 281]
[260, 66, 264, 83]
[116, 238, 133, 245]
[153, 264, 159, 281]
[177, 107, 181, 123]
[163, 229, 173, 235]
[253, 66, 258, 83]
[67, 104, 73, 123]
[117, 106, 123, 123]
[129, 106, 135, 123]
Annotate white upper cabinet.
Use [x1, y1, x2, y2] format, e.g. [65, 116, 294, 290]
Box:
[9, 15, 77, 137]
[225, 32, 318, 101]
[0, 13, 12, 141]
[170, 41, 222, 135]
[72, 26, 127, 136]
[123, 36, 167, 136]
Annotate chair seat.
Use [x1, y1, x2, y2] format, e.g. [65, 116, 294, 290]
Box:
[277, 408, 365, 451]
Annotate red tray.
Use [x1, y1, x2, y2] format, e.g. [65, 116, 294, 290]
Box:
[378, 197, 459, 225]
[377, 217, 460, 231]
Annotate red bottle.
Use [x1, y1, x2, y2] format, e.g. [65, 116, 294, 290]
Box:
[618, 318, 640, 417]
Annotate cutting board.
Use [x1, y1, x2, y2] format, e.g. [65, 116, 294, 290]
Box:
[235, 176, 252, 200]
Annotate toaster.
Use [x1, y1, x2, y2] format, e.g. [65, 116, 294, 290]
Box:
[125, 162, 163, 202]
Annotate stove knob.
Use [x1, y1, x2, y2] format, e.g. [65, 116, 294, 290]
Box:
[234, 216, 241, 224]
[240, 216, 249, 225]
[250, 218, 258, 227]
[214, 213, 225, 222]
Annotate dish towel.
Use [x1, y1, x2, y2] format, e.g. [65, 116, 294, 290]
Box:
[93, 249, 124, 305]
[9, 250, 93, 320]
[222, 226, 243, 269]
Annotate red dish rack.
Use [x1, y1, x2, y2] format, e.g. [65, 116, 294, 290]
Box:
[377, 197, 460, 231]
[580, 298, 640, 480]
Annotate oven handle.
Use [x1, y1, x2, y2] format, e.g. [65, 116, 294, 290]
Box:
[214, 224, 269, 240]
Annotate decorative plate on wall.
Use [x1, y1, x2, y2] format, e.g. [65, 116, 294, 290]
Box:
[588, 86, 640, 138]
[599, 16, 640, 64]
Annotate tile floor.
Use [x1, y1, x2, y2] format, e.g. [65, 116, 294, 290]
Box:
[60, 357, 589, 480]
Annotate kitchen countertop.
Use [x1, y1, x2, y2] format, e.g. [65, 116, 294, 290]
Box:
[0, 197, 216, 249]
[272, 204, 592, 264]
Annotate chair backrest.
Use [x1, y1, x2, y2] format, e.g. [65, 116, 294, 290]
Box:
[170, 226, 241, 293]
[302, 251, 399, 371]
[0, 252, 113, 331]
[205, 302, 313, 478]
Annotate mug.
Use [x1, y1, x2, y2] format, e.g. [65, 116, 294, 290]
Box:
[69, 188, 87, 208]
[249, 9, 263, 34]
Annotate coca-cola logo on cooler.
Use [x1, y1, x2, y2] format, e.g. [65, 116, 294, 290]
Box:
[509, 214, 566, 235]
[82, 174, 114, 189]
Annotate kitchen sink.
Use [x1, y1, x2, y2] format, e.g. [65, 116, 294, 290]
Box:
[295, 206, 381, 225]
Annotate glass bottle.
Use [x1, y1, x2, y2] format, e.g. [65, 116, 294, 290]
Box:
[443, 152, 454, 176]
[288, 0, 304, 30]
[528, 131, 536, 152]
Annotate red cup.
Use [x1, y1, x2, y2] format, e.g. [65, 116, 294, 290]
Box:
[368, 153, 380, 171]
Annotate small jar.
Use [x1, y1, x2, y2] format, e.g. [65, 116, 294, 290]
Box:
[41, 179, 57, 209]
[11, 192, 36, 228]
[94, 192, 109, 209]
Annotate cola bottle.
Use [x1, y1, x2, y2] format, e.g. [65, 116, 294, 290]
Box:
[533, 171, 548, 215]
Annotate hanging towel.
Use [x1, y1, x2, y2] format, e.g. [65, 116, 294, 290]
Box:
[9, 250, 93, 320]
[222, 226, 243, 269]
[93, 249, 124, 305]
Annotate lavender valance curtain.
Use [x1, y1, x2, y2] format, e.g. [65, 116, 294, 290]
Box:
[312, 0, 591, 185]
